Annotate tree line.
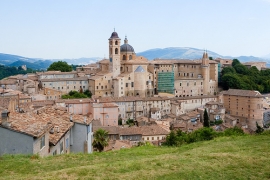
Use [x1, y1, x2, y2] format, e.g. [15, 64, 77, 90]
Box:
[221, 59, 270, 93]
[0, 65, 36, 80]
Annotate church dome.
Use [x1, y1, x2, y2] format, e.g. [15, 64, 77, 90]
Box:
[120, 44, 135, 53]
[120, 36, 135, 53]
[110, 31, 119, 39]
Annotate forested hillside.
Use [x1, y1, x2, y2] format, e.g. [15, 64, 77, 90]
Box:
[0, 65, 36, 80]
[221, 59, 270, 93]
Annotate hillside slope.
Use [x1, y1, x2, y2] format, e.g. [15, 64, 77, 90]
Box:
[8, 60, 52, 70]
[0, 135, 269, 180]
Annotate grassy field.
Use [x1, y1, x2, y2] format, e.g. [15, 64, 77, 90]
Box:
[0, 135, 270, 180]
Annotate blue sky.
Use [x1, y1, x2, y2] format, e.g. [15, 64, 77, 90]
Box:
[0, 0, 270, 59]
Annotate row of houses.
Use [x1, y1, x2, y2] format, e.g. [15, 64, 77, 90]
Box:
[0, 106, 93, 157]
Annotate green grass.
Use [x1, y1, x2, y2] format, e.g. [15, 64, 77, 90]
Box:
[0, 135, 270, 180]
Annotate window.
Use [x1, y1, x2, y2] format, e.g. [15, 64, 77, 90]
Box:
[123, 55, 126, 60]
[131, 82, 134, 87]
[115, 48, 118, 54]
[96, 86, 98, 89]
[180, 83, 181, 86]
[66, 138, 69, 149]
[60, 142, 64, 153]
[129, 55, 132, 60]
[126, 83, 128, 87]
[115, 41, 118, 45]
[152, 137, 154, 140]
[40, 135, 45, 149]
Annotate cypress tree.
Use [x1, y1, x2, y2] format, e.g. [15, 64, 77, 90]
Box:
[203, 109, 210, 127]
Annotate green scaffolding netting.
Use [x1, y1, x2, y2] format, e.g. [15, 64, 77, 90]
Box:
[157, 72, 174, 94]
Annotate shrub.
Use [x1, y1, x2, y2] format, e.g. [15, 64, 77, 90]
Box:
[261, 130, 270, 135]
[223, 126, 244, 136]
[192, 127, 216, 142]
[215, 120, 223, 125]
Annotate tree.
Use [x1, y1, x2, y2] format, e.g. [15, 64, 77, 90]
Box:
[255, 122, 264, 134]
[92, 129, 109, 152]
[221, 73, 243, 90]
[61, 90, 88, 99]
[232, 59, 241, 67]
[47, 61, 72, 72]
[234, 64, 249, 75]
[221, 67, 236, 75]
[203, 109, 210, 127]
[83, 89, 92, 98]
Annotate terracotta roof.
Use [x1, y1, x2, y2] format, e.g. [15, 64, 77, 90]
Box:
[150, 59, 200, 65]
[92, 102, 118, 108]
[98, 59, 109, 64]
[151, 108, 160, 113]
[123, 59, 149, 65]
[40, 77, 89, 82]
[104, 140, 132, 151]
[37, 71, 77, 75]
[221, 89, 263, 97]
[0, 79, 17, 85]
[93, 126, 119, 134]
[0, 106, 91, 145]
[243, 62, 266, 65]
[55, 99, 93, 104]
[92, 119, 102, 126]
[119, 125, 169, 136]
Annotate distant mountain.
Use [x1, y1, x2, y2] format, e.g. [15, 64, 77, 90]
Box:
[1, 48, 270, 69]
[0, 53, 102, 69]
[137, 47, 267, 63]
[0, 53, 37, 65]
[137, 47, 222, 60]
[47, 57, 102, 65]
[9, 60, 53, 70]
[262, 53, 270, 60]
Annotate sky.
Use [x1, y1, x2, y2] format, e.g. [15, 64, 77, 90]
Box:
[0, 0, 270, 59]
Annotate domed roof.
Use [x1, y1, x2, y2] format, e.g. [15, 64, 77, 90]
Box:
[120, 44, 135, 53]
[110, 31, 119, 39]
[120, 36, 135, 53]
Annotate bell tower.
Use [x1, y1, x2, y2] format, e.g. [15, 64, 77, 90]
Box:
[109, 31, 121, 78]
[201, 51, 210, 95]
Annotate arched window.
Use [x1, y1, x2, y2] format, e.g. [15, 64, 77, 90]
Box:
[110, 41, 112, 45]
[123, 55, 126, 60]
[110, 48, 112, 55]
[115, 41, 118, 45]
[129, 55, 132, 60]
[115, 48, 118, 54]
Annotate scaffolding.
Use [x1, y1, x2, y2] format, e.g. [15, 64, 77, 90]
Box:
[157, 72, 175, 94]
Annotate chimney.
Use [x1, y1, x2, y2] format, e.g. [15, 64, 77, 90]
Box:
[55, 126, 59, 133]
[50, 127, 54, 134]
[70, 115, 73, 122]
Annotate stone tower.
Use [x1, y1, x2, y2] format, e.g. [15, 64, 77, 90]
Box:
[109, 31, 121, 78]
[201, 51, 210, 95]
